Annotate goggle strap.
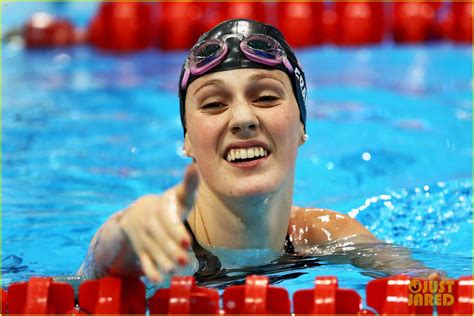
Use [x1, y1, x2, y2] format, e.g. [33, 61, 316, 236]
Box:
[283, 59, 294, 73]
[181, 69, 190, 90]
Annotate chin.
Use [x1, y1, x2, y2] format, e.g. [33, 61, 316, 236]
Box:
[228, 176, 282, 198]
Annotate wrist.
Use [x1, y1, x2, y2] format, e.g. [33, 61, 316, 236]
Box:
[92, 211, 129, 273]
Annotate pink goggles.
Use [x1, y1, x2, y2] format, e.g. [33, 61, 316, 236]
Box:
[181, 33, 294, 90]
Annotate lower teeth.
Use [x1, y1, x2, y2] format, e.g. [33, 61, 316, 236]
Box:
[234, 157, 260, 163]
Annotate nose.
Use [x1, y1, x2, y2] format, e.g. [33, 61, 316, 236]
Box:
[229, 102, 259, 137]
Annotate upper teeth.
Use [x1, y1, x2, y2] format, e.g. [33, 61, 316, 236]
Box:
[226, 146, 268, 162]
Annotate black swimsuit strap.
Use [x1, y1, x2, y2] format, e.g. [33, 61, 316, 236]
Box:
[183, 220, 222, 278]
[183, 220, 295, 276]
[183, 220, 318, 289]
[284, 233, 296, 254]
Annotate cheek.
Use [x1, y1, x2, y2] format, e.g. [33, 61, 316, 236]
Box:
[186, 113, 225, 158]
[265, 107, 301, 170]
[266, 106, 301, 143]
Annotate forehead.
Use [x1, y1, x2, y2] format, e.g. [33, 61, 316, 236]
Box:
[187, 68, 293, 95]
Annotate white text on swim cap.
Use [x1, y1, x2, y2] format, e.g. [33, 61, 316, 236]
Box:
[294, 67, 307, 101]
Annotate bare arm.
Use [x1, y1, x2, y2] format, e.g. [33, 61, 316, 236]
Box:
[77, 164, 199, 282]
[77, 210, 139, 279]
[289, 207, 377, 245]
[289, 208, 441, 279]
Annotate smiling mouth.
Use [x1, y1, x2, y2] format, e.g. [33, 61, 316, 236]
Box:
[225, 146, 270, 163]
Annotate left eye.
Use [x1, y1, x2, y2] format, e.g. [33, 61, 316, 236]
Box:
[256, 95, 278, 103]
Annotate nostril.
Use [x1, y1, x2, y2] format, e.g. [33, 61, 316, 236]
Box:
[248, 124, 257, 131]
[230, 119, 259, 134]
[231, 124, 257, 134]
[231, 126, 241, 134]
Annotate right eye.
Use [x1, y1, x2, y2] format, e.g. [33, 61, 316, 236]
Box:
[202, 102, 225, 109]
[256, 95, 279, 103]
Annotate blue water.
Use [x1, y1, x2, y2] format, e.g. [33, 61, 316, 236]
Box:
[2, 40, 472, 302]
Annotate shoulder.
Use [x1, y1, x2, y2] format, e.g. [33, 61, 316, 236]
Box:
[290, 206, 346, 221]
[289, 206, 376, 246]
[290, 207, 354, 231]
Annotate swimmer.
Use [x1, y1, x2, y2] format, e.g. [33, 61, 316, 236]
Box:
[78, 19, 440, 283]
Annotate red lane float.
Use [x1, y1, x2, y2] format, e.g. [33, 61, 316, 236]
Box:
[441, 1, 473, 43]
[1, 289, 7, 315]
[322, 3, 338, 44]
[293, 276, 370, 314]
[438, 276, 474, 315]
[197, 2, 224, 34]
[89, 2, 154, 52]
[199, 1, 267, 37]
[20, 1, 473, 52]
[334, 2, 385, 46]
[392, 1, 441, 43]
[149, 276, 219, 314]
[221, 2, 266, 23]
[367, 274, 434, 314]
[7, 277, 75, 314]
[79, 276, 146, 314]
[276, 2, 324, 48]
[222, 275, 291, 314]
[3, 274, 473, 314]
[24, 12, 76, 48]
[156, 2, 206, 51]
[451, 2, 473, 43]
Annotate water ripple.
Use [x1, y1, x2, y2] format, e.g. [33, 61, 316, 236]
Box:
[352, 179, 472, 256]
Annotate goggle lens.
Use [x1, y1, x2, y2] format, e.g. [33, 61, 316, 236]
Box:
[247, 38, 272, 50]
[245, 35, 280, 59]
[246, 39, 277, 59]
[193, 41, 225, 69]
[182, 34, 292, 89]
[195, 43, 221, 59]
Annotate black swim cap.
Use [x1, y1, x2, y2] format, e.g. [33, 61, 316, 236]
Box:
[179, 18, 307, 135]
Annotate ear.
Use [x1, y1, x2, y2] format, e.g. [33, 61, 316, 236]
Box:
[298, 124, 307, 146]
[183, 133, 194, 158]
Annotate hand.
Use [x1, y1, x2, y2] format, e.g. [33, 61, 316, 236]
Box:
[428, 272, 441, 280]
[118, 164, 199, 282]
[427, 271, 446, 280]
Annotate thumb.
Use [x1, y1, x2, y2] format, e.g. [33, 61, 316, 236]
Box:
[176, 163, 199, 213]
[428, 271, 443, 281]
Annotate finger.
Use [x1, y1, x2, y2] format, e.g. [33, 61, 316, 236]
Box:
[161, 201, 193, 248]
[428, 271, 442, 281]
[141, 233, 175, 273]
[176, 163, 199, 211]
[157, 192, 192, 248]
[146, 215, 189, 264]
[139, 252, 162, 283]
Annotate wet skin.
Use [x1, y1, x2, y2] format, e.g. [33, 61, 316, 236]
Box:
[183, 68, 375, 251]
[78, 69, 441, 283]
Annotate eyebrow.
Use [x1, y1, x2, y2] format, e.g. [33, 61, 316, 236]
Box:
[192, 72, 288, 97]
[247, 73, 288, 88]
[193, 79, 225, 97]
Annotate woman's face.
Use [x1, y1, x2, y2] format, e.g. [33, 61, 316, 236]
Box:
[184, 68, 304, 198]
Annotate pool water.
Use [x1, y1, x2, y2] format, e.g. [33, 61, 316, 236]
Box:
[2, 42, 472, 301]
